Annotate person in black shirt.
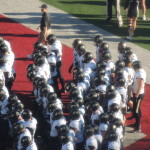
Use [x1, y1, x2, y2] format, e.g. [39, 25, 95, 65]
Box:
[106, 0, 123, 27]
[124, 0, 139, 40]
[37, 4, 51, 42]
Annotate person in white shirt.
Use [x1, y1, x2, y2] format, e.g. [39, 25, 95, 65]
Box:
[0, 44, 15, 91]
[22, 109, 37, 138]
[107, 132, 121, 150]
[49, 109, 66, 149]
[47, 34, 65, 94]
[69, 109, 84, 150]
[118, 41, 127, 61]
[129, 60, 146, 133]
[94, 34, 104, 63]
[13, 123, 32, 150]
[68, 39, 82, 73]
[84, 126, 98, 150]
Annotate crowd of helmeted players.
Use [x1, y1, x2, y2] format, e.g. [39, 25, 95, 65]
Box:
[0, 33, 145, 150]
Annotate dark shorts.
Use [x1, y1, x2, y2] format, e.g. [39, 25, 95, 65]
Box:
[127, 5, 139, 18]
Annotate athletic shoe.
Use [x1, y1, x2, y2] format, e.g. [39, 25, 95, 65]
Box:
[126, 36, 132, 40]
[142, 15, 146, 21]
[118, 20, 123, 27]
[105, 18, 111, 23]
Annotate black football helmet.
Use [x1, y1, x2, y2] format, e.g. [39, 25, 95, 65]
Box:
[22, 109, 32, 120]
[115, 60, 125, 69]
[91, 124, 99, 134]
[27, 64, 36, 72]
[70, 108, 80, 120]
[10, 111, 20, 122]
[110, 103, 120, 112]
[76, 72, 85, 82]
[47, 34, 56, 45]
[40, 46, 49, 56]
[34, 56, 45, 66]
[8, 94, 19, 105]
[106, 90, 117, 99]
[72, 39, 82, 49]
[132, 60, 142, 70]
[106, 85, 116, 92]
[123, 56, 132, 67]
[108, 123, 117, 132]
[96, 60, 106, 69]
[99, 113, 109, 123]
[47, 92, 57, 103]
[91, 101, 100, 112]
[73, 97, 84, 107]
[21, 136, 31, 147]
[34, 42, 43, 50]
[111, 118, 122, 127]
[27, 70, 36, 81]
[76, 44, 86, 55]
[59, 133, 70, 144]
[94, 34, 103, 46]
[0, 79, 4, 89]
[107, 131, 118, 141]
[116, 77, 125, 87]
[69, 87, 80, 99]
[100, 42, 109, 52]
[68, 102, 79, 112]
[102, 51, 112, 62]
[13, 123, 24, 134]
[0, 44, 8, 53]
[47, 103, 57, 112]
[83, 52, 93, 63]
[65, 81, 76, 92]
[58, 125, 69, 134]
[124, 47, 133, 56]
[88, 91, 99, 101]
[13, 102, 24, 113]
[118, 41, 127, 53]
[84, 126, 94, 137]
[0, 89, 6, 101]
[52, 109, 63, 120]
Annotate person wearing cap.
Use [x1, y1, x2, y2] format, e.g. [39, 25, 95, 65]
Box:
[37, 4, 51, 42]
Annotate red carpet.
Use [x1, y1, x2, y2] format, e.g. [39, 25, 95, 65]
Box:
[0, 14, 150, 149]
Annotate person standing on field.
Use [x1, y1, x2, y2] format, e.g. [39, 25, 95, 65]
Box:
[37, 4, 51, 43]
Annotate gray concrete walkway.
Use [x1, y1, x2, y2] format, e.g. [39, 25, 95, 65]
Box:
[0, 0, 148, 148]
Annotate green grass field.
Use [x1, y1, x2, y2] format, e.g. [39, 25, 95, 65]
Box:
[42, 0, 150, 50]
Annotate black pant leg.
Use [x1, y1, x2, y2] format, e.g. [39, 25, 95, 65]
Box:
[106, 0, 113, 19]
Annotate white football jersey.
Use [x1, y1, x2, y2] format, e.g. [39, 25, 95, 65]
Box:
[50, 117, 66, 137]
[47, 52, 57, 77]
[23, 117, 37, 137]
[69, 119, 84, 143]
[124, 67, 135, 86]
[50, 39, 62, 62]
[0, 98, 9, 115]
[26, 141, 38, 150]
[132, 69, 146, 94]
[17, 129, 32, 150]
[4, 40, 12, 52]
[108, 91, 122, 112]
[116, 87, 127, 108]
[108, 140, 121, 150]
[61, 141, 74, 150]
[86, 136, 98, 150]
